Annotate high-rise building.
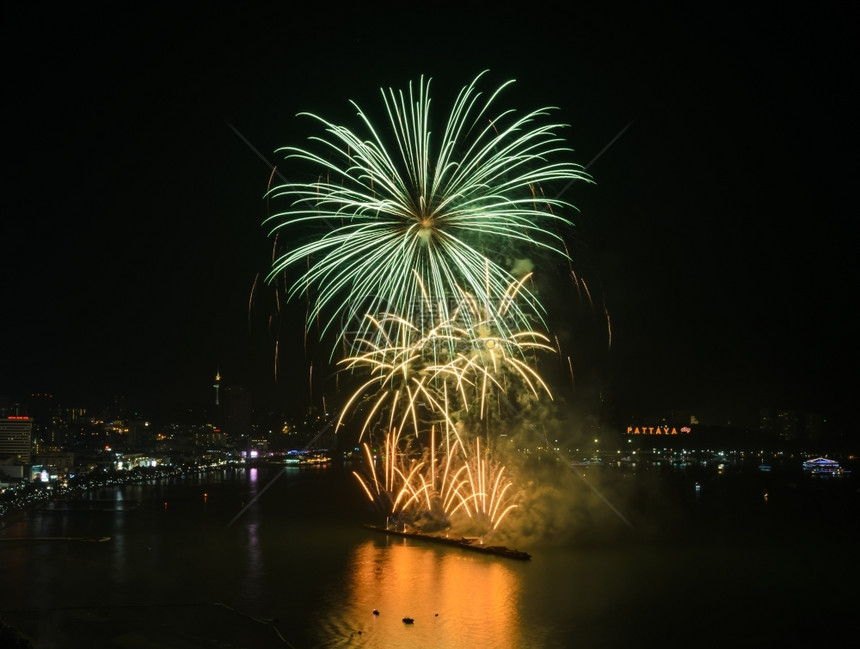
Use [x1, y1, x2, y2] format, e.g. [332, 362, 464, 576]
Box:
[759, 408, 774, 435]
[0, 415, 33, 479]
[803, 412, 823, 443]
[213, 368, 221, 406]
[222, 385, 252, 446]
[112, 394, 128, 420]
[775, 410, 798, 442]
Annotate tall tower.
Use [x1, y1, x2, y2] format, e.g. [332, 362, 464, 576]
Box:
[214, 368, 221, 406]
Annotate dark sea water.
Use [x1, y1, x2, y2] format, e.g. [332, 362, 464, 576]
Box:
[1, 459, 858, 648]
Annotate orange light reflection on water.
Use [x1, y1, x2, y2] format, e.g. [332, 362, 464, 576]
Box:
[316, 539, 525, 648]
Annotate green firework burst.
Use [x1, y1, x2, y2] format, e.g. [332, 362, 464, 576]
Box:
[265, 70, 591, 355]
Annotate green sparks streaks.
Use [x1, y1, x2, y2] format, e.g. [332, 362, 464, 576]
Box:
[264, 70, 591, 354]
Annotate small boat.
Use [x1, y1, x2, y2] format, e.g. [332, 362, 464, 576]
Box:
[803, 457, 840, 471]
[802, 457, 847, 477]
[811, 466, 844, 477]
[284, 451, 332, 466]
[402, 617, 414, 624]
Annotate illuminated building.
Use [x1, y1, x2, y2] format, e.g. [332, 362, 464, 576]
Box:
[0, 415, 33, 479]
[776, 410, 798, 441]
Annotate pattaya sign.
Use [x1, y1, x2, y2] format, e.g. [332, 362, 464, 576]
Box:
[627, 426, 692, 435]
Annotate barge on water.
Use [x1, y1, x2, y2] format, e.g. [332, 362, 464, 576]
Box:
[363, 524, 531, 560]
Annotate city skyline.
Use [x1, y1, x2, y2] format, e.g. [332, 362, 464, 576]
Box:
[0, 373, 836, 443]
[2, 6, 854, 433]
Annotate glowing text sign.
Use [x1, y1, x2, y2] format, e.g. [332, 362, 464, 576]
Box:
[627, 426, 692, 435]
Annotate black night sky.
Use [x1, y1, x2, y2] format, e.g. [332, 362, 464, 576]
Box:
[2, 6, 855, 433]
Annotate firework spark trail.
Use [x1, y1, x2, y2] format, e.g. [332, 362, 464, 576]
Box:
[457, 437, 519, 533]
[549, 119, 631, 363]
[336, 287, 555, 440]
[349, 409, 522, 534]
[353, 429, 447, 519]
[604, 304, 612, 350]
[334, 275, 561, 534]
[248, 273, 259, 332]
